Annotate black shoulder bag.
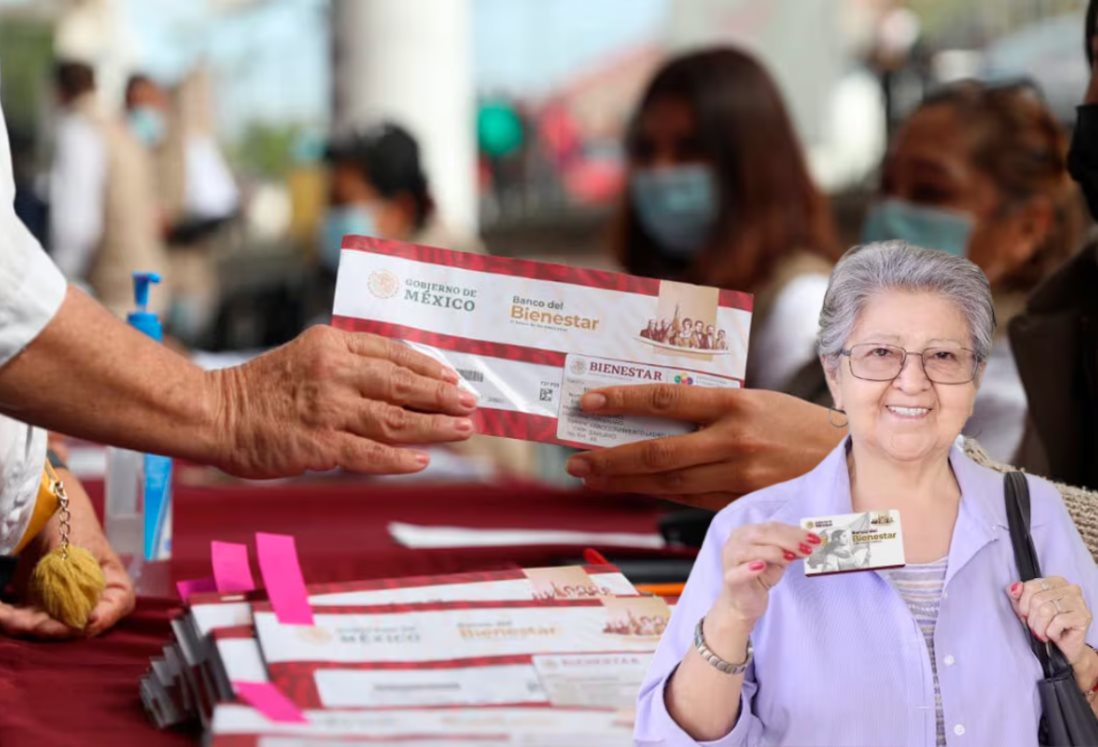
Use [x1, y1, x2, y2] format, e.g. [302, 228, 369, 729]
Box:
[1004, 471, 1098, 746]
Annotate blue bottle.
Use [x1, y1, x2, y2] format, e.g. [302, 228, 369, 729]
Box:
[105, 273, 173, 587]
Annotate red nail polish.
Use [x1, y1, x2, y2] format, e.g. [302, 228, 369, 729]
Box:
[748, 561, 766, 571]
[806, 533, 822, 545]
[782, 550, 796, 561]
[799, 543, 812, 555]
[1010, 582, 1022, 595]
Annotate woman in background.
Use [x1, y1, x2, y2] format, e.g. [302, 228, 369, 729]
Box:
[611, 47, 840, 391]
[861, 81, 1083, 462]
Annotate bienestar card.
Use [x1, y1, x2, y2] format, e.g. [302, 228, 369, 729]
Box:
[800, 510, 906, 576]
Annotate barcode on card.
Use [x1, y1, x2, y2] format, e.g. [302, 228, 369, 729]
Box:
[456, 368, 484, 383]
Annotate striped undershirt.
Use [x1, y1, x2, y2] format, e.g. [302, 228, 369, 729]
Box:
[884, 556, 950, 747]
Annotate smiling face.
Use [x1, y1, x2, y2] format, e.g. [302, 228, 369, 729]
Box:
[825, 290, 980, 464]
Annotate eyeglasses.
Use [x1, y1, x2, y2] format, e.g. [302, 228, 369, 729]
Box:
[840, 343, 981, 385]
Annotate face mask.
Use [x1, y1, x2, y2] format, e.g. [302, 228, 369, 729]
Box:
[320, 205, 376, 272]
[630, 164, 718, 257]
[860, 198, 974, 257]
[127, 106, 166, 148]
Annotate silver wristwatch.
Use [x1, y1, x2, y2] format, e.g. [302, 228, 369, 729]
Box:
[694, 615, 753, 675]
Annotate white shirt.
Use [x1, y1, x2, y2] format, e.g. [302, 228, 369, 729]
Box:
[49, 106, 107, 280]
[749, 273, 830, 391]
[963, 334, 1027, 463]
[0, 91, 68, 554]
[183, 135, 239, 220]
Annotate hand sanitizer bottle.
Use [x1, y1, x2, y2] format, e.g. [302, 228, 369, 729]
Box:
[105, 272, 173, 593]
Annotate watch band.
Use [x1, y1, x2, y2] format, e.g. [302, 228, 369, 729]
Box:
[694, 615, 753, 675]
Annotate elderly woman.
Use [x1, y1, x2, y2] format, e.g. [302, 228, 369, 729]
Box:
[634, 242, 1098, 746]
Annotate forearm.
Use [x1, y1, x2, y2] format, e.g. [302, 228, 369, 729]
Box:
[0, 286, 223, 465]
[664, 610, 752, 741]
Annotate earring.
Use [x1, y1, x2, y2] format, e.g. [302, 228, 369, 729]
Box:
[828, 407, 849, 429]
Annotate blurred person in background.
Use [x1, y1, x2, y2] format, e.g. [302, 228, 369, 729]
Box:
[126, 71, 240, 346]
[1011, 0, 1098, 489]
[320, 122, 482, 287]
[859, 80, 1084, 463]
[611, 47, 840, 392]
[49, 61, 168, 316]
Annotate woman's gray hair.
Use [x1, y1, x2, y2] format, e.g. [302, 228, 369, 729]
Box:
[817, 241, 995, 368]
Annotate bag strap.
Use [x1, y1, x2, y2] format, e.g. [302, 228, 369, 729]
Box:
[1004, 471, 1075, 678]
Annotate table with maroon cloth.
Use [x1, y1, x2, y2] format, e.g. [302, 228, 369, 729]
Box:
[0, 478, 690, 747]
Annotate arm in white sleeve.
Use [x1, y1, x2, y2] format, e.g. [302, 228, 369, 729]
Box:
[0, 417, 46, 555]
[0, 96, 61, 554]
[48, 114, 106, 279]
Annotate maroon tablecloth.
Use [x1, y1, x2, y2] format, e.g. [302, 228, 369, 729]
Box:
[0, 478, 686, 746]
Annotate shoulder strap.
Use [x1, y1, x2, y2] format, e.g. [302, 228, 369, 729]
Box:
[1004, 472, 1074, 678]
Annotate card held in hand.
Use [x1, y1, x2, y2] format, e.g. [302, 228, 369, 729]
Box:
[800, 510, 906, 576]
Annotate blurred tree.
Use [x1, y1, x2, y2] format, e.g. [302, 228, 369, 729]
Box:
[0, 21, 53, 135]
[910, 0, 1085, 46]
[230, 121, 304, 180]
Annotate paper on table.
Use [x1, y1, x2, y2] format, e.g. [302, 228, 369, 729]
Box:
[388, 521, 665, 550]
[255, 533, 314, 625]
[211, 541, 256, 594]
[177, 577, 218, 602]
[232, 682, 307, 724]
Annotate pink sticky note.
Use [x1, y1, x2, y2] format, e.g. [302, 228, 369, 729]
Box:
[255, 532, 314, 625]
[233, 681, 308, 723]
[211, 541, 256, 594]
[176, 576, 217, 602]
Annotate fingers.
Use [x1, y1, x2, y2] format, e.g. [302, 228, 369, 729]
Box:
[358, 360, 476, 416]
[566, 431, 730, 481]
[349, 400, 474, 445]
[1047, 609, 1090, 646]
[342, 331, 460, 384]
[578, 384, 732, 424]
[1015, 576, 1068, 619]
[735, 522, 822, 557]
[1007, 578, 1090, 643]
[723, 558, 774, 588]
[0, 602, 79, 640]
[85, 586, 136, 638]
[336, 434, 431, 475]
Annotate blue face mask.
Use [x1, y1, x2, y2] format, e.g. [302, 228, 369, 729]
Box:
[320, 205, 376, 272]
[630, 164, 719, 257]
[128, 106, 166, 148]
[860, 198, 974, 257]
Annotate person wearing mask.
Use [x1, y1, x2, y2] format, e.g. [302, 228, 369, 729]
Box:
[612, 47, 840, 391]
[126, 71, 240, 345]
[635, 242, 1098, 745]
[320, 123, 482, 283]
[49, 61, 168, 316]
[1011, 0, 1098, 488]
[855, 80, 1083, 463]
[0, 90, 477, 637]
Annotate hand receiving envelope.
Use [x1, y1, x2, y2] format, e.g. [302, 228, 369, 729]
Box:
[331, 237, 753, 448]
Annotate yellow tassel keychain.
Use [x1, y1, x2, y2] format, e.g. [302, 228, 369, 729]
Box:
[13, 461, 105, 629]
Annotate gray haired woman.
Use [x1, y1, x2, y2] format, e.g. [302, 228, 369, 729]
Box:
[634, 242, 1098, 746]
